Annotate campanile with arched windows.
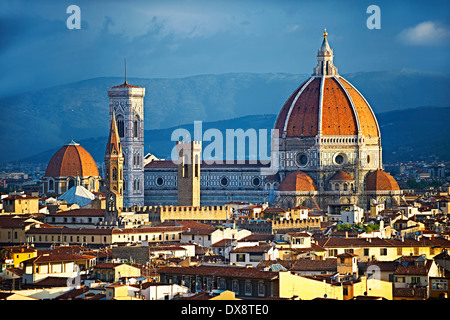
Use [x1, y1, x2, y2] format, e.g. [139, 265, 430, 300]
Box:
[107, 77, 145, 208]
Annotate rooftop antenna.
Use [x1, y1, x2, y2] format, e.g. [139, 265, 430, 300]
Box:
[124, 57, 127, 84]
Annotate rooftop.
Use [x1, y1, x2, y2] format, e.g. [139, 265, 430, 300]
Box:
[157, 265, 278, 280]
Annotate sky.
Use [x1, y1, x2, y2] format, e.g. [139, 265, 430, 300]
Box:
[0, 0, 449, 97]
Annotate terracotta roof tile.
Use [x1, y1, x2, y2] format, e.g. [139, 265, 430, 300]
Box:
[393, 287, 427, 299]
[33, 276, 71, 287]
[278, 170, 317, 192]
[157, 265, 278, 280]
[394, 260, 433, 276]
[274, 78, 312, 136]
[284, 78, 321, 137]
[0, 216, 39, 228]
[23, 253, 96, 264]
[322, 77, 358, 136]
[365, 170, 400, 191]
[111, 82, 142, 89]
[274, 76, 379, 139]
[45, 143, 99, 178]
[26, 227, 112, 235]
[230, 244, 272, 253]
[56, 286, 90, 300]
[338, 77, 379, 138]
[329, 170, 354, 181]
[47, 208, 105, 217]
[291, 259, 337, 271]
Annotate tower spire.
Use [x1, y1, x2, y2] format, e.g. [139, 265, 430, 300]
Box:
[124, 58, 127, 85]
[104, 109, 124, 212]
[313, 28, 338, 76]
[105, 110, 122, 157]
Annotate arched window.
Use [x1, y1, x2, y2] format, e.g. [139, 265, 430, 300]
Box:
[133, 179, 140, 191]
[68, 179, 75, 189]
[116, 115, 125, 138]
[49, 179, 54, 191]
[112, 167, 117, 181]
[134, 153, 140, 167]
[133, 116, 140, 138]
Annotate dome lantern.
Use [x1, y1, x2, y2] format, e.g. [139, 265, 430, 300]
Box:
[313, 28, 338, 77]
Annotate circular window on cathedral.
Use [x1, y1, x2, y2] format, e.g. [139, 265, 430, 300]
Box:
[334, 153, 346, 166]
[252, 177, 261, 187]
[155, 177, 165, 186]
[220, 176, 229, 187]
[295, 152, 308, 167]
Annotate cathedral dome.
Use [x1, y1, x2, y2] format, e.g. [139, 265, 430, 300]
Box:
[274, 30, 379, 139]
[329, 170, 354, 181]
[365, 170, 400, 191]
[278, 170, 317, 192]
[45, 141, 99, 178]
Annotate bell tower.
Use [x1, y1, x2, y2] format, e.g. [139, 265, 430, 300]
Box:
[104, 111, 124, 210]
[177, 140, 202, 207]
[107, 63, 145, 208]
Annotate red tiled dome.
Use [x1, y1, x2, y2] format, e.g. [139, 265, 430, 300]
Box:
[274, 76, 379, 139]
[274, 31, 379, 140]
[278, 170, 317, 192]
[45, 141, 99, 178]
[365, 170, 400, 191]
[329, 170, 354, 181]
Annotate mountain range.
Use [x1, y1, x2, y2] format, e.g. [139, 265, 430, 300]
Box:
[19, 106, 450, 166]
[1, 69, 449, 164]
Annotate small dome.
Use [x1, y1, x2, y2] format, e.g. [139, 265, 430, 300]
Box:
[365, 170, 400, 191]
[278, 170, 317, 192]
[45, 141, 99, 178]
[329, 171, 354, 181]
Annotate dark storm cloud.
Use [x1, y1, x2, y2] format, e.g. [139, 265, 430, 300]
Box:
[0, 0, 449, 97]
[0, 14, 66, 53]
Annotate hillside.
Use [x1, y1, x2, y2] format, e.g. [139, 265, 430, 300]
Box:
[1, 69, 449, 162]
[19, 106, 450, 165]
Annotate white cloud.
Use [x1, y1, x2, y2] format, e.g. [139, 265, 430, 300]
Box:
[283, 24, 301, 34]
[397, 21, 450, 46]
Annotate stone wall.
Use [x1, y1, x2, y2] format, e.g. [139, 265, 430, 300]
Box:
[134, 205, 230, 223]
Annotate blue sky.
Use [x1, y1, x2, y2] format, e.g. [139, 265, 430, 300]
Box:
[1, 0, 449, 97]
